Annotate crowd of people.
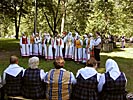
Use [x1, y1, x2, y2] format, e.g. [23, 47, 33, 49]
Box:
[20, 31, 102, 67]
[0, 55, 127, 100]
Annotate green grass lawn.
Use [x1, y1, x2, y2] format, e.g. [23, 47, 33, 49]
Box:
[0, 39, 133, 92]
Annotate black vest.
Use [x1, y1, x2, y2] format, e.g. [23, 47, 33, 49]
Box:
[101, 72, 127, 100]
[72, 74, 98, 100]
[22, 68, 45, 99]
[5, 71, 23, 96]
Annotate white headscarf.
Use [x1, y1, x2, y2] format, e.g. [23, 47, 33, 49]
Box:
[105, 59, 121, 80]
[83, 34, 87, 38]
[4, 64, 24, 77]
[67, 32, 72, 38]
[76, 67, 98, 80]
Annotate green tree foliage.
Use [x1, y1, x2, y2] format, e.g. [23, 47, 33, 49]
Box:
[0, 0, 132, 38]
[71, 0, 93, 34]
[0, 0, 29, 39]
[37, 0, 64, 35]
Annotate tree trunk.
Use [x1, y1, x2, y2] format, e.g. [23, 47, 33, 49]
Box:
[14, 0, 24, 39]
[61, 14, 65, 34]
[61, 0, 66, 34]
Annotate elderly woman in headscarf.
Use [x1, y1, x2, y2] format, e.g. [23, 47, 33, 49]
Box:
[22, 56, 46, 99]
[98, 58, 127, 100]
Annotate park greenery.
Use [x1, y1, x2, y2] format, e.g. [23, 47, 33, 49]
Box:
[0, 0, 133, 39]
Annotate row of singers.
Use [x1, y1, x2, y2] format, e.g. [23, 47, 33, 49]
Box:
[20, 32, 101, 63]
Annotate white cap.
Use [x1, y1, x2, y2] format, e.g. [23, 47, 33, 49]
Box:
[75, 32, 78, 36]
[83, 35, 87, 38]
[89, 33, 93, 36]
[22, 32, 25, 35]
[36, 33, 39, 35]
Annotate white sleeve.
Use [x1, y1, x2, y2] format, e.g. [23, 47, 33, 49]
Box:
[40, 69, 46, 80]
[80, 40, 83, 46]
[97, 73, 101, 82]
[38, 37, 42, 43]
[89, 39, 94, 49]
[98, 74, 105, 92]
[63, 36, 67, 43]
[61, 39, 64, 48]
[3, 72, 6, 85]
[44, 72, 48, 82]
[22, 69, 26, 77]
[34, 38, 38, 44]
[94, 38, 101, 46]
[70, 72, 76, 84]
[28, 37, 30, 45]
[0, 75, 2, 87]
[54, 39, 56, 49]
[123, 72, 127, 86]
[20, 37, 22, 46]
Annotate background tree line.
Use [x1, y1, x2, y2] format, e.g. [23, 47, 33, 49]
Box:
[0, 0, 133, 39]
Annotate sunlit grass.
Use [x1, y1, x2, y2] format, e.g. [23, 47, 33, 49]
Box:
[101, 48, 133, 59]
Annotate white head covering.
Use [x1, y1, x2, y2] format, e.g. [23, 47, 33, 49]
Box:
[22, 32, 25, 35]
[67, 32, 72, 38]
[105, 59, 121, 80]
[4, 64, 24, 77]
[83, 34, 87, 38]
[68, 32, 72, 36]
[77, 35, 80, 39]
[32, 33, 35, 37]
[89, 33, 93, 37]
[36, 33, 39, 35]
[76, 67, 97, 80]
[75, 32, 78, 36]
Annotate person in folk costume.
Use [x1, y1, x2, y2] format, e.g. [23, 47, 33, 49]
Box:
[3, 56, 24, 97]
[98, 59, 127, 100]
[44, 57, 76, 100]
[62, 31, 67, 58]
[20, 32, 30, 57]
[22, 56, 46, 99]
[54, 34, 64, 59]
[72, 57, 101, 100]
[121, 36, 125, 48]
[74, 35, 83, 63]
[51, 34, 55, 60]
[64, 32, 74, 59]
[89, 33, 95, 58]
[42, 33, 48, 57]
[33, 33, 42, 56]
[73, 32, 79, 60]
[29, 33, 35, 56]
[43, 33, 54, 60]
[82, 34, 89, 64]
[94, 32, 102, 67]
